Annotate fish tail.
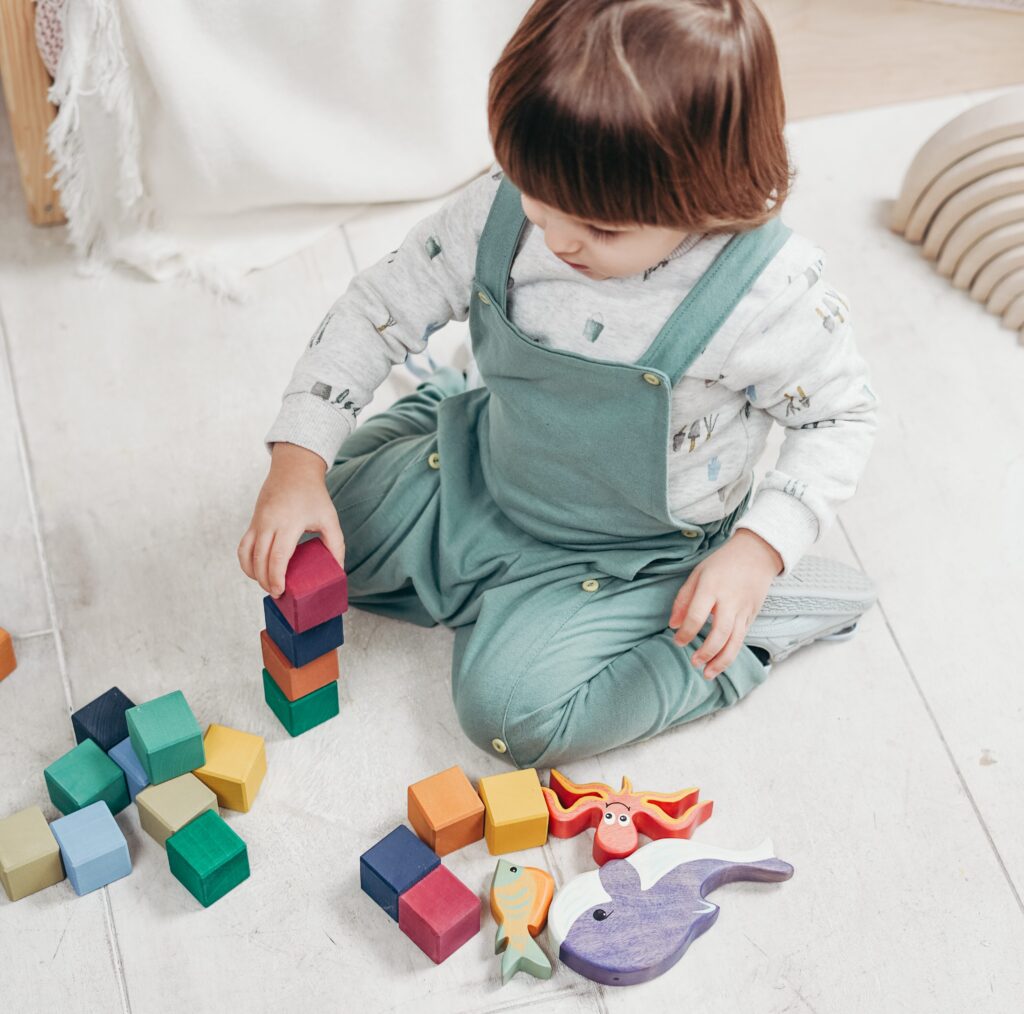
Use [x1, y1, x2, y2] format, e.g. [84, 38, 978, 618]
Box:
[499, 934, 553, 984]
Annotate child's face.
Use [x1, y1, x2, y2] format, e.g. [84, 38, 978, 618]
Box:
[521, 193, 690, 281]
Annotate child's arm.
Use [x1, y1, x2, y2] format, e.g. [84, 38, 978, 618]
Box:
[670, 247, 880, 678]
[239, 170, 502, 596]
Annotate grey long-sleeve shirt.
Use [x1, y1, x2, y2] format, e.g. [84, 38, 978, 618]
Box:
[266, 169, 879, 576]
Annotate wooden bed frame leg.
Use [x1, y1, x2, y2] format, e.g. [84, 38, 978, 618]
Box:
[0, 0, 65, 225]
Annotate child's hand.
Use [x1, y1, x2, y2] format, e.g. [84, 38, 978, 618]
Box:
[668, 529, 784, 680]
[237, 442, 346, 598]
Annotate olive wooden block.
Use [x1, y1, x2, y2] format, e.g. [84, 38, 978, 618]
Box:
[126, 690, 205, 784]
[273, 536, 349, 633]
[193, 724, 267, 812]
[477, 769, 549, 855]
[136, 773, 218, 849]
[72, 686, 136, 752]
[44, 739, 130, 816]
[0, 805, 65, 901]
[0, 627, 15, 681]
[166, 809, 249, 908]
[262, 669, 339, 737]
[408, 765, 485, 856]
[260, 629, 338, 702]
[50, 802, 132, 896]
[398, 865, 481, 964]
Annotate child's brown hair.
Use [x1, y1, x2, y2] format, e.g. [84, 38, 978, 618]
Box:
[488, 0, 794, 234]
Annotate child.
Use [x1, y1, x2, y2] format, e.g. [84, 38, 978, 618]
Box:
[238, 0, 879, 769]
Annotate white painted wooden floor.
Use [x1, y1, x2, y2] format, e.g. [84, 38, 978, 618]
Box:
[1, 88, 1023, 1014]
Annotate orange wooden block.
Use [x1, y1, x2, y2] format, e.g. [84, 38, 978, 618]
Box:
[260, 629, 338, 702]
[0, 628, 16, 681]
[408, 766, 485, 856]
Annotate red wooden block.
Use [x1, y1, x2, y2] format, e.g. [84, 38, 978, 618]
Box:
[272, 538, 348, 633]
[260, 630, 338, 702]
[398, 865, 481, 964]
[0, 628, 16, 681]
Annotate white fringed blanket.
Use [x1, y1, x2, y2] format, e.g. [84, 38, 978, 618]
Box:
[47, 0, 529, 291]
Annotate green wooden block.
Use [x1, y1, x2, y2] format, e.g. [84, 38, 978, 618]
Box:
[44, 739, 130, 816]
[262, 669, 339, 737]
[0, 806, 65, 901]
[125, 690, 205, 785]
[166, 809, 249, 907]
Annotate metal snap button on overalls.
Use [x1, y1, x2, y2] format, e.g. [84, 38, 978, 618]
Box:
[427, 452, 440, 469]
[477, 291, 491, 305]
[641, 372, 661, 386]
[581, 579, 600, 592]
[681, 528, 701, 539]
[491, 738, 507, 753]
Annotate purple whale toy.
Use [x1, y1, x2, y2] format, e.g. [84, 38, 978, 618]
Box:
[547, 838, 793, 986]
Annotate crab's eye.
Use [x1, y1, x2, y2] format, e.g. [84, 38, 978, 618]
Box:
[603, 811, 614, 823]
[618, 814, 629, 824]
[593, 908, 611, 921]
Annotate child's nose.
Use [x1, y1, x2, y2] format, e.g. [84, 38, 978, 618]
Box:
[545, 225, 584, 258]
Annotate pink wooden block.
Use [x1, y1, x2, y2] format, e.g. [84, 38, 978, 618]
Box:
[398, 865, 481, 964]
[273, 537, 348, 633]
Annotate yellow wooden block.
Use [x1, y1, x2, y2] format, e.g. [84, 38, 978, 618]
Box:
[192, 724, 267, 813]
[477, 768, 549, 855]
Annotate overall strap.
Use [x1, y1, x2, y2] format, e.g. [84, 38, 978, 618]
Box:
[638, 216, 793, 384]
[474, 176, 528, 309]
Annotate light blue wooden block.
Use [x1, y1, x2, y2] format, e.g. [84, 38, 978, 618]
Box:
[108, 738, 150, 801]
[50, 802, 132, 896]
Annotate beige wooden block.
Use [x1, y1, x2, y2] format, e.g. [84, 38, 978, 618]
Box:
[891, 88, 1024, 232]
[970, 244, 1024, 300]
[905, 137, 1024, 244]
[0, 805, 65, 901]
[922, 166, 1024, 259]
[937, 193, 1024, 277]
[952, 219, 1024, 288]
[193, 724, 267, 813]
[136, 774, 217, 849]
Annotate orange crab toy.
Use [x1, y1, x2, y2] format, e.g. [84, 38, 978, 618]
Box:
[541, 770, 713, 866]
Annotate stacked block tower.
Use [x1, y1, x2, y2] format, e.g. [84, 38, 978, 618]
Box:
[260, 537, 348, 737]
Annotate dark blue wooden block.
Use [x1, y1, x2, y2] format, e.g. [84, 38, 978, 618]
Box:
[263, 595, 344, 668]
[72, 687, 136, 753]
[359, 825, 440, 921]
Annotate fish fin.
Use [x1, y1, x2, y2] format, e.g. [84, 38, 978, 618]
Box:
[500, 935, 553, 983]
[494, 922, 508, 954]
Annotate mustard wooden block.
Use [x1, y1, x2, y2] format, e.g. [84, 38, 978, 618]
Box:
[136, 774, 217, 849]
[477, 769, 549, 855]
[408, 765, 485, 856]
[192, 724, 267, 813]
[0, 805, 65, 901]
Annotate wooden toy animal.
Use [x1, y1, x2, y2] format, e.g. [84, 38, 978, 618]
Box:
[490, 859, 555, 983]
[547, 838, 793, 986]
[542, 770, 713, 865]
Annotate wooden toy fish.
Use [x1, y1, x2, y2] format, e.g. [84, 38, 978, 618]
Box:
[489, 859, 555, 983]
[542, 769, 713, 865]
[547, 838, 794, 986]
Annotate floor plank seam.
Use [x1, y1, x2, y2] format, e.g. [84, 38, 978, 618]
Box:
[101, 889, 134, 1014]
[838, 517, 1024, 919]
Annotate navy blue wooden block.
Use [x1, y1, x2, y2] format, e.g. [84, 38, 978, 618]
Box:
[359, 824, 440, 921]
[263, 595, 344, 668]
[71, 687, 136, 753]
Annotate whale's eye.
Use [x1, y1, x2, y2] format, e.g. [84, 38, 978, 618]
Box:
[509, 866, 517, 874]
[593, 908, 611, 921]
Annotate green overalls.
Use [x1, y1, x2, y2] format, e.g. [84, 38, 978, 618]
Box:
[326, 178, 793, 769]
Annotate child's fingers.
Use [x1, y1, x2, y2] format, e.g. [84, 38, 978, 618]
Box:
[668, 571, 699, 630]
[253, 531, 277, 595]
[672, 587, 714, 647]
[690, 608, 735, 672]
[315, 512, 346, 570]
[237, 527, 257, 581]
[268, 529, 303, 598]
[702, 619, 750, 680]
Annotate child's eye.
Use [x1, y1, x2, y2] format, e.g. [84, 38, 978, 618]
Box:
[587, 225, 618, 242]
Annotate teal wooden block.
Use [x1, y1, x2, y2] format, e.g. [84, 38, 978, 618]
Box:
[44, 739, 130, 816]
[166, 809, 249, 907]
[125, 690, 205, 785]
[262, 669, 339, 737]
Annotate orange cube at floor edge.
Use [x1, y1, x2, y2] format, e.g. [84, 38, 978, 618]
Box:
[193, 724, 267, 812]
[0, 628, 16, 681]
[260, 629, 338, 701]
[477, 769, 549, 855]
[408, 766, 485, 856]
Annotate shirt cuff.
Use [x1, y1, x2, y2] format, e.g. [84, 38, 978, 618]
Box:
[733, 488, 820, 576]
[264, 393, 355, 467]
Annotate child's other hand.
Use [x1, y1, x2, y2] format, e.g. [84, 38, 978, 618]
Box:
[237, 442, 346, 598]
[668, 529, 783, 680]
